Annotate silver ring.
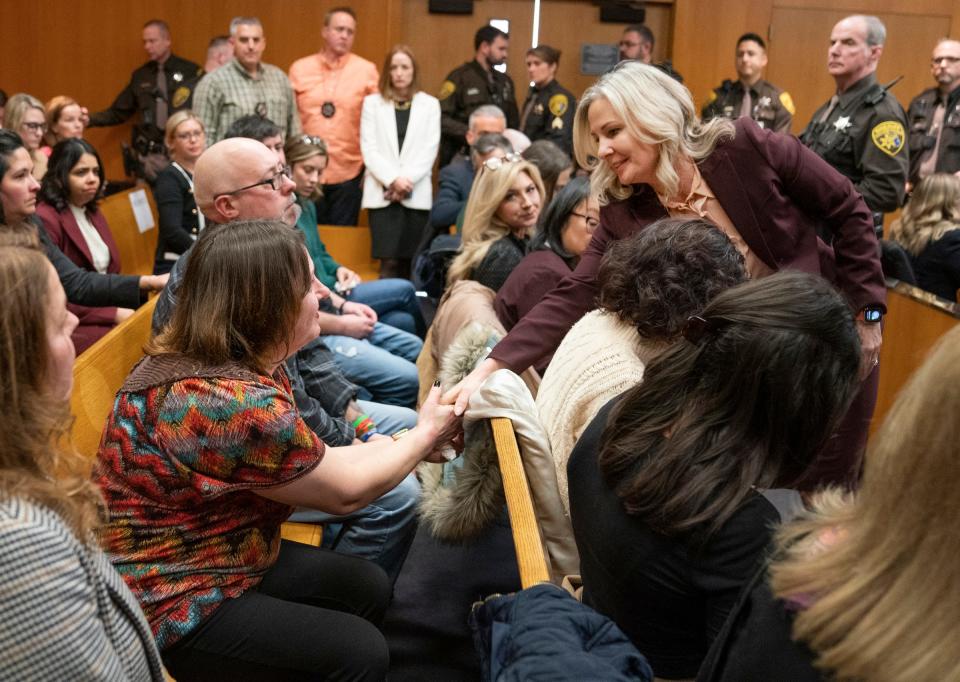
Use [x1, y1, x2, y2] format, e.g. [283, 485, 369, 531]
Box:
[872, 358, 879, 366]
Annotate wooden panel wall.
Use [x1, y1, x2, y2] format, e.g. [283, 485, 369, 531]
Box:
[7, 0, 960, 176]
[0, 0, 402, 177]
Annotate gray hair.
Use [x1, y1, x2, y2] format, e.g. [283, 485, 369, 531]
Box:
[848, 15, 886, 47]
[229, 16, 262, 36]
[471, 132, 513, 157]
[573, 61, 734, 203]
[468, 105, 506, 130]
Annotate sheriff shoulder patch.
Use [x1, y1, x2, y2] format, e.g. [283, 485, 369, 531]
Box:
[548, 94, 569, 117]
[779, 91, 796, 115]
[439, 80, 456, 100]
[871, 121, 905, 157]
[172, 86, 191, 109]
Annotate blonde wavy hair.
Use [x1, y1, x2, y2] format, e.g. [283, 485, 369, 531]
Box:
[572, 61, 735, 203]
[888, 173, 960, 256]
[447, 159, 544, 285]
[769, 324, 960, 681]
[0, 244, 103, 539]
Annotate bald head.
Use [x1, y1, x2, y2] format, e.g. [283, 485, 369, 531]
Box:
[194, 138, 299, 225]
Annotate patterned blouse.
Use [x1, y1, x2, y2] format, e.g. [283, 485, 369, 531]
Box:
[94, 354, 324, 650]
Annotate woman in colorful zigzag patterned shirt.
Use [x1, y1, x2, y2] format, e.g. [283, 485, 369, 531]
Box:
[94, 220, 461, 681]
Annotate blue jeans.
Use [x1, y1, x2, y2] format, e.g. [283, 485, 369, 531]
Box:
[289, 473, 421, 584]
[357, 399, 418, 435]
[323, 322, 422, 408]
[347, 278, 426, 338]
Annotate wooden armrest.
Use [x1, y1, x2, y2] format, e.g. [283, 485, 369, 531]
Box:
[490, 417, 551, 587]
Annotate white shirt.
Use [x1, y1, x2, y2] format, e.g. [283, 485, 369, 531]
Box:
[69, 204, 111, 273]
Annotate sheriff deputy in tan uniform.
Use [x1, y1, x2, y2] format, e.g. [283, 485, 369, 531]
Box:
[702, 32, 794, 133]
[520, 45, 576, 155]
[438, 25, 519, 167]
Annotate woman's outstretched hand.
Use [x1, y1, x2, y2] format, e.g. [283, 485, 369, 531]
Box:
[441, 357, 507, 417]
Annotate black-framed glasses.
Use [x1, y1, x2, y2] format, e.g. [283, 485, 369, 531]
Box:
[22, 121, 47, 132]
[481, 152, 522, 172]
[218, 165, 291, 196]
[570, 211, 599, 229]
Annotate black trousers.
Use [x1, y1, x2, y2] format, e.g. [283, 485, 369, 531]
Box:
[163, 540, 391, 681]
[317, 171, 364, 226]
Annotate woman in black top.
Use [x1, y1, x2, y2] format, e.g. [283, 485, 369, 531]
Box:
[701, 324, 960, 682]
[153, 111, 207, 274]
[446, 156, 544, 293]
[889, 172, 960, 300]
[568, 272, 861, 680]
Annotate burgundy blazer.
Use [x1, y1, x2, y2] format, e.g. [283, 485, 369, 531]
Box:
[37, 202, 122, 348]
[490, 118, 886, 371]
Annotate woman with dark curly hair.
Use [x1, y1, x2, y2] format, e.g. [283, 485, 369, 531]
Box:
[568, 271, 862, 679]
[36, 138, 131, 352]
[535, 217, 746, 512]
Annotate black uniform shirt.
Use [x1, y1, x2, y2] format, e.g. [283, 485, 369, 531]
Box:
[88, 53, 203, 147]
[520, 79, 576, 154]
[906, 85, 960, 184]
[801, 73, 909, 213]
[701, 79, 794, 134]
[438, 60, 519, 165]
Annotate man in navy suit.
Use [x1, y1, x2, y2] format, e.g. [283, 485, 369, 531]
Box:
[430, 105, 510, 231]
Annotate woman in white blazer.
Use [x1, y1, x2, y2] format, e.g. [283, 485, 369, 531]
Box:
[361, 46, 440, 279]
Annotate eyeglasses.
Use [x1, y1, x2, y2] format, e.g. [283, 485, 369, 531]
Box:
[618, 40, 641, 48]
[175, 129, 204, 141]
[570, 211, 599, 229]
[218, 165, 291, 196]
[299, 135, 325, 146]
[22, 122, 47, 132]
[481, 152, 522, 172]
[932, 56, 960, 65]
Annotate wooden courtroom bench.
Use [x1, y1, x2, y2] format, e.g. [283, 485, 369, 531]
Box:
[318, 224, 380, 282]
[70, 295, 321, 547]
[490, 417, 552, 588]
[100, 187, 160, 278]
[872, 281, 960, 434]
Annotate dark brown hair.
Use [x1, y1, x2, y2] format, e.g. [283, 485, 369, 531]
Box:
[597, 218, 747, 340]
[150, 220, 310, 373]
[599, 272, 861, 538]
[526, 44, 561, 65]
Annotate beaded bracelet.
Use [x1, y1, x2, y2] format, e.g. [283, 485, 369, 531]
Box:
[352, 414, 378, 442]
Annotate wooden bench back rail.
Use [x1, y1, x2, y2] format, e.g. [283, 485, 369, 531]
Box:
[490, 417, 552, 588]
[318, 225, 380, 282]
[873, 282, 960, 433]
[100, 188, 160, 278]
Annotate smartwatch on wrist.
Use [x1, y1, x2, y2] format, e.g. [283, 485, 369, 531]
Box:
[857, 306, 884, 324]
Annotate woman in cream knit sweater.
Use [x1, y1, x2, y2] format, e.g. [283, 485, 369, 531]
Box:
[536, 217, 746, 513]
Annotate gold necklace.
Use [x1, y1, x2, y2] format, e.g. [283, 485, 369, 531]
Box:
[394, 99, 412, 111]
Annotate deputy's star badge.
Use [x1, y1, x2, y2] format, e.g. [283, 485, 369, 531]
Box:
[758, 96, 771, 108]
[834, 116, 852, 131]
